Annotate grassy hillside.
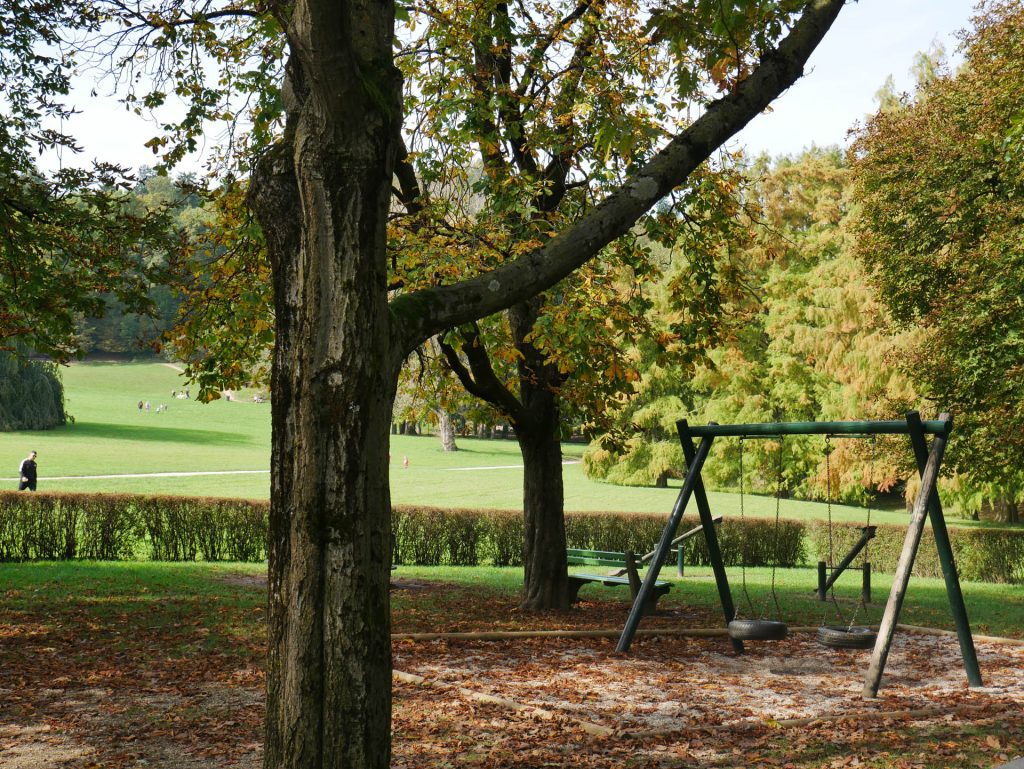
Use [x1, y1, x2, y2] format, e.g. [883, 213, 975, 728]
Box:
[0, 360, 952, 527]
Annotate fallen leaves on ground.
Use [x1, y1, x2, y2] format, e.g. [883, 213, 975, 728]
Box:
[0, 569, 1021, 768]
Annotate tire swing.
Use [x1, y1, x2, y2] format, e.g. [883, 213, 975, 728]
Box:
[728, 437, 789, 642]
[817, 434, 877, 651]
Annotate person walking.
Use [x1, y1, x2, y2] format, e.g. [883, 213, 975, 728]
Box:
[18, 451, 38, 491]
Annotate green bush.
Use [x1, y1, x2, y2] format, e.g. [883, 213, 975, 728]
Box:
[0, 344, 66, 431]
[684, 518, 806, 568]
[807, 520, 1024, 584]
[0, 491, 268, 562]
[78, 494, 143, 560]
[0, 491, 1019, 583]
[483, 511, 524, 567]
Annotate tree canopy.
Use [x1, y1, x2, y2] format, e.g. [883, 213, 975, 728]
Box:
[851, 0, 1024, 496]
[0, 1, 180, 359]
[585, 148, 920, 502]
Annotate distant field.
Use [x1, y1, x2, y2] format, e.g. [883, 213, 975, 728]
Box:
[0, 360, 980, 528]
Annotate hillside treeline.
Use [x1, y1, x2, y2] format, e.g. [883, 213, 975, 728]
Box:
[74, 172, 212, 356]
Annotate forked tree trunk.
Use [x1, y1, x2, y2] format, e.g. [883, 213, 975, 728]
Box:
[510, 300, 570, 610]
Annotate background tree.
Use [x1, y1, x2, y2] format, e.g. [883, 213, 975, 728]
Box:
[0, 340, 66, 430]
[586, 148, 920, 502]
[851, 0, 1024, 522]
[0, 1, 179, 360]
[395, 0, 794, 608]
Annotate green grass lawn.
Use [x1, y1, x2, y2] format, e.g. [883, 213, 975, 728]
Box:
[0, 360, 1015, 530]
[2, 560, 1021, 638]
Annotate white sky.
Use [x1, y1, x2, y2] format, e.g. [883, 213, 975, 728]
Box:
[730, 0, 975, 159]
[46, 0, 976, 175]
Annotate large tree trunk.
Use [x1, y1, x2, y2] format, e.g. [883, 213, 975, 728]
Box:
[249, 3, 402, 760]
[516, 389, 570, 609]
[511, 301, 570, 610]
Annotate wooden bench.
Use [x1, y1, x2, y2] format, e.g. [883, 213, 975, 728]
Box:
[566, 549, 672, 614]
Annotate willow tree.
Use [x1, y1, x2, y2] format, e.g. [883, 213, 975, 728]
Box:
[83, 0, 847, 764]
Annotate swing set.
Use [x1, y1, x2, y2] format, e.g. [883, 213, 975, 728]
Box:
[616, 411, 983, 699]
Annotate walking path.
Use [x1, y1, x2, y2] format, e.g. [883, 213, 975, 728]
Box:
[452, 460, 582, 471]
[2, 460, 582, 483]
[2, 469, 270, 482]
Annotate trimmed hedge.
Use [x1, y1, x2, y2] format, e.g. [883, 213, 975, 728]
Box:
[0, 492, 1021, 583]
[807, 520, 1024, 585]
[0, 491, 269, 562]
[393, 507, 804, 568]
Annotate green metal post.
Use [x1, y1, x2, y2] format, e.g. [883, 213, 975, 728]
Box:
[678, 421, 743, 654]
[615, 430, 713, 652]
[905, 411, 982, 687]
[686, 420, 950, 438]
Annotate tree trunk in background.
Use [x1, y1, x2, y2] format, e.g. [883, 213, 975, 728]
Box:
[438, 409, 458, 451]
[516, 395, 570, 609]
[511, 300, 570, 610]
[981, 497, 1021, 524]
[248, 0, 402, 759]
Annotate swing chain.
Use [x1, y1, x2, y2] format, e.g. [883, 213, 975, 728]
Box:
[737, 437, 755, 618]
[822, 434, 847, 627]
[768, 436, 785, 621]
[846, 436, 879, 630]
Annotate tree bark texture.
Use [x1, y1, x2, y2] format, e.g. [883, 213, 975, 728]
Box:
[250, 0, 403, 762]
[517, 397, 570, 609]
[510, 300, 570, 610]
[438, 409, 459, 451]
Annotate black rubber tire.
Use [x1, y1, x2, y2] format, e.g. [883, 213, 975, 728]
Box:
[817, 625, 877, 649]
[728, 619, 789, 641]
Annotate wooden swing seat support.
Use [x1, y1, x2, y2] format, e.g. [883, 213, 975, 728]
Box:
[817, 525, 876, 602]
[614, 411, 983, 700]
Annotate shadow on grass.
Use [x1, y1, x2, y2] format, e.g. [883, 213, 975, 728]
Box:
[62, 421, 253, 446]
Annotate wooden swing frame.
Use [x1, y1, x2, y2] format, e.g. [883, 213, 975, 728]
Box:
[614, 411, 984, 698]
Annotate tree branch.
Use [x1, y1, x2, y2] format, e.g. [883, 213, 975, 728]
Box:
[391, 0, 846, 352]
[493, 2, 539, 177]
[536, 10, 601, 213]
[439, 328, 525, 422]
[394, 136, 424, 216]
[470, 19, 511, 172]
